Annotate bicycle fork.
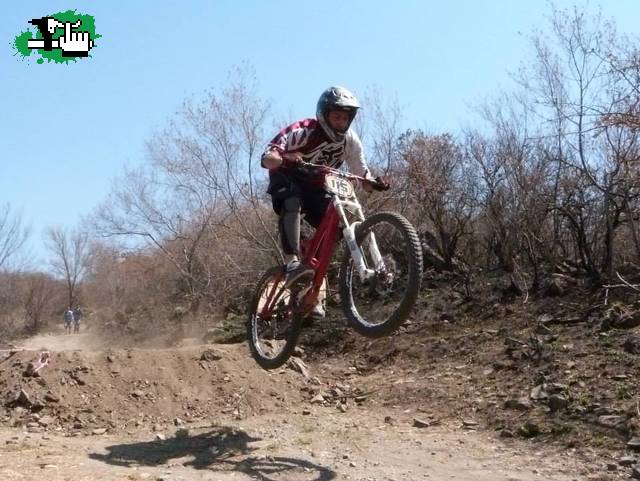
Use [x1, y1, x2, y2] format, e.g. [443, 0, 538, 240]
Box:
[334, 198, 386, 281]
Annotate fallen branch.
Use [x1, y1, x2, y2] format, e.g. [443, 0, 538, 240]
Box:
[541, 316, 585, 326]
[603, 283, 637, 290]
[602, 272, 640, 292]
[616, 272, 640, 292]
[505, 337, 528, 347]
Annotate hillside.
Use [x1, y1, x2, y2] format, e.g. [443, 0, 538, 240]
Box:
[1, 273, 640, 480]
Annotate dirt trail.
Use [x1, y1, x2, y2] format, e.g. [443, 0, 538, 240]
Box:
[16, 328, 105, 352]
[0, 415, 583, 481]
[0, 332, 592, 480]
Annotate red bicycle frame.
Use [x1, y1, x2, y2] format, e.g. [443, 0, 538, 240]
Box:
[298, 203, 342, 312]
[258, 204, 340, 319]
[257, 162, 380, 320]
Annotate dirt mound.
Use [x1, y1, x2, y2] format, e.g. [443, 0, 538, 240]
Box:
[0, 343, 311, 435]
[3, 272, 640, 478]
[0, 336, 377, 440]
[0, 336, 590, 481]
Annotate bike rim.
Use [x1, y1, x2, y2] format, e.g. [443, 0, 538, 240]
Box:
[345, 220, 415, 327]
[251, 277, 295, 361]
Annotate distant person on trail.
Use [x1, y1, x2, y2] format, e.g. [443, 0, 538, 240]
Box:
[73, 307, 82, 333]
[63, 307, 74, 334]
[261, 86, 381, 321]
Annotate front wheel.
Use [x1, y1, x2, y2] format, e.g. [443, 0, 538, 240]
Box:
[246, 266, 303, 369]
[339, 212, 423, 338]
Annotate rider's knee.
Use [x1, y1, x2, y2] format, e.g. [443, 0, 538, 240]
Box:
[283, 197, 302, 213]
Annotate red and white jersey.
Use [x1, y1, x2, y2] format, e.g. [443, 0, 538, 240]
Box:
[261, 118, 371, 182]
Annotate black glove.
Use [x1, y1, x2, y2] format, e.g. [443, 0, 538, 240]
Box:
[371, 176, 390, 191]
[281, 154, 302, 168]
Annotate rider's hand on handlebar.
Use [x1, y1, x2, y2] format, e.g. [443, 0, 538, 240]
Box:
[372, 176, 391, 191]
[363, 176, 390, 192]
[282, 152, 303, 167]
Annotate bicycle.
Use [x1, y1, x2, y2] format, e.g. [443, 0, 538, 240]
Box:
[247, 162, 423, 369]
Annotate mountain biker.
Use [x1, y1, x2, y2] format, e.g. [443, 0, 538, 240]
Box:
[261, 86, 380, 320]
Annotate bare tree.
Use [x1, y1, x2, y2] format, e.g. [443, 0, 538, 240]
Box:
[23, 272, 55, 332]
[173, 65, 280, 260]
[0, 271, 21, 339]
[92, 66, 279, 312]
[357, 87, 404, 174]
[507, 5, 634, 280]
[400, 131, 477, 270]
[598, 39, 640, 265]
[0, 203, 30, 270]
[93, 163, 221, 306]
[599, 36, 640, 130]
[46, 227, 91, 308]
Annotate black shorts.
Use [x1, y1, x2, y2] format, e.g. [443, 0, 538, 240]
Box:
[267, 171, 330, 228]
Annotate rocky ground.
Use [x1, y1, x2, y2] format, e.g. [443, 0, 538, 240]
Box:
[1, 270, 640, 480]
[0, 333, 583, 481]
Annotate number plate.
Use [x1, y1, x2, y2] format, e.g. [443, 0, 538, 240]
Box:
[325, 174, 355, 198]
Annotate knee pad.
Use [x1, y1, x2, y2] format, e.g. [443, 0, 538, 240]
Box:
[279, 197, 302, 255]
[283, 197, 302, 213]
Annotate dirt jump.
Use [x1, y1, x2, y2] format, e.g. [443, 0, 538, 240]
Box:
[0, 323, 599, 481]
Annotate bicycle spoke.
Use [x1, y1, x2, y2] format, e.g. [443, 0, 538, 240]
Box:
[248, 267, 304, 369]
[339, 212, 423, 337]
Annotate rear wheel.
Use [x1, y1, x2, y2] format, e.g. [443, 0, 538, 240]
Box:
[247, 267, 303, 369]
[338, 212, 423, 337]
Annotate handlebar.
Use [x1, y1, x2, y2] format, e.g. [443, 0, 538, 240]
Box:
[293, 161, 390, 191]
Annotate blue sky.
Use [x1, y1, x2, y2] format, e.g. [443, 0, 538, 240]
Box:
[2, 1, 640, 265]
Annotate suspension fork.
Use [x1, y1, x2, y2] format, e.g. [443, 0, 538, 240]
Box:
[333, 198, 386, 280]
[367, 232, 385, 270]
